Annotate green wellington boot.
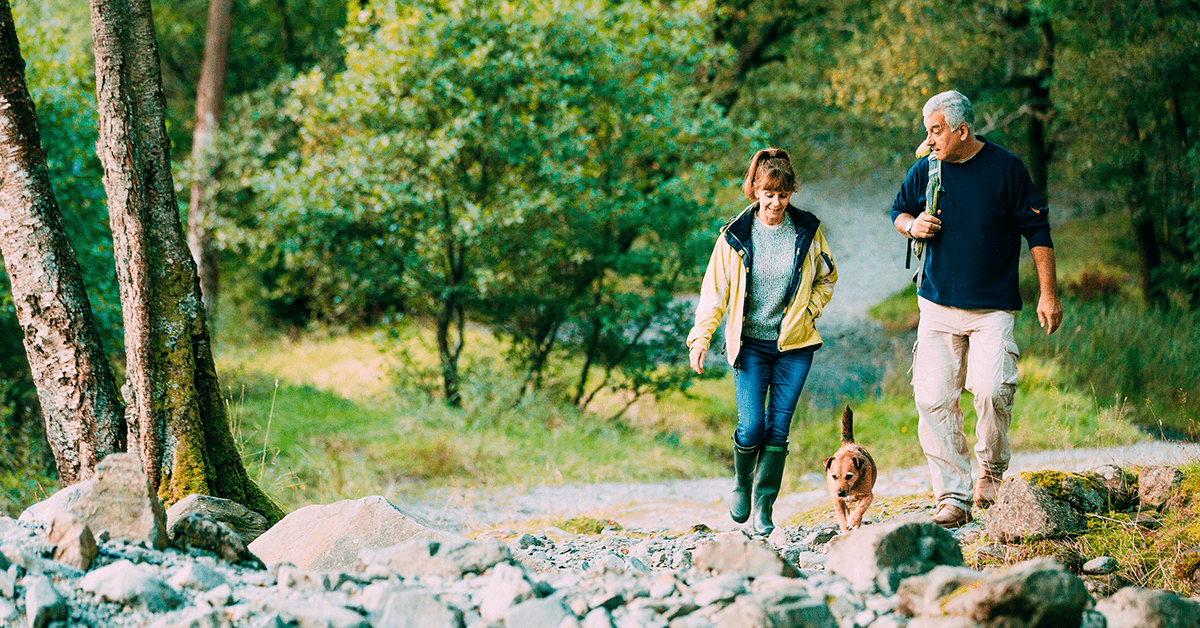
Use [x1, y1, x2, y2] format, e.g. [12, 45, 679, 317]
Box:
[751, 441, 789, 536]
[729, 444, 759, 523]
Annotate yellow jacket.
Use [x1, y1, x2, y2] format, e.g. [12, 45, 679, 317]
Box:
[687, 204, 837, 365]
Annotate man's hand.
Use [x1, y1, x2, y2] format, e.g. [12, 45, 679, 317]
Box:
[895, 211, 942, 239]
[1030, 246, 1061, 334]
[1037, 293, 1063, 334]
[689, 346, 707, 374]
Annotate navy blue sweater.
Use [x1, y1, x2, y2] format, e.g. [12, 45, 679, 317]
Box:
[890, 139, 1053, 311]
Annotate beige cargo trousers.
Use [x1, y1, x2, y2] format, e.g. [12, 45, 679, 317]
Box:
[912, 296, 1019, 514]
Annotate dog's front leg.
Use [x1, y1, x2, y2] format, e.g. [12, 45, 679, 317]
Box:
[848, 495, 874, 529]
[833, 499, 851, 533]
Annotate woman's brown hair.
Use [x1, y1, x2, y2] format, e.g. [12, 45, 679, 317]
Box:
[741, 147, 797, 200]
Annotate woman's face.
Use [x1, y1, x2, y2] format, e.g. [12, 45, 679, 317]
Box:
[754, 189, 790, 226]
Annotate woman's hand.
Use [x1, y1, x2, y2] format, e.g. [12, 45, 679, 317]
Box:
[689, 346, 707, 374]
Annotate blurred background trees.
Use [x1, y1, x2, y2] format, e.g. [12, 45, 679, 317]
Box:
[1, 0, 1198, 510]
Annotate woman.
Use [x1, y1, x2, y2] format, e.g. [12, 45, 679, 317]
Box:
[687, 148, 837, 535]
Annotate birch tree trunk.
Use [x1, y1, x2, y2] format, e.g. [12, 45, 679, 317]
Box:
[0, 0, 126, 485]
[186, 0, 232, 320]
[90, 0, 282, 522]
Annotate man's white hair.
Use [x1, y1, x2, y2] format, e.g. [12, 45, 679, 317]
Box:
[923, 91, 974, 131]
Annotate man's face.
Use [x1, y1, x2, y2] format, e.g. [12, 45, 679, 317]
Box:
[923, 110, 969, 162]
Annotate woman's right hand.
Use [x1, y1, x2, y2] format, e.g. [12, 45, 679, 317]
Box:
[689, 346, 707, 374]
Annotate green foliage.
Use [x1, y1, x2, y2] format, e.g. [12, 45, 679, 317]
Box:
[221, 0, 749, 406]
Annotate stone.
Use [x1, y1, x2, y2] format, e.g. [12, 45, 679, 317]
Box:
[172, 511, 264, 566]
[896, 565, 985, 617]
[479, 562, 535, 623]
[168, 561, 227, 591]
[504, 595, 571, 628]
[248, 496, 460, 570]
[150, 607, 233, 628]
[45, 510, 97, 570]
[1082, 556, 1119, 575]
[360, 537, 511, 578]
[985, 474, 1088, 542]
[940, 557, 1090, 628]
[23, 453, 169, 550]
[825, 515, 964, 595]
[710, 591, 837, 628]
[1094, 586, 1200, 628]
[1090, 464, 1137, 510]
[375, 589, 464, 628]
[691, 532, 799, 578]
[1139, 466, 1184, 510]
[167, 494, 270, 546]
[80, 559, 185, 612]
[24, 574, 67, 628]
[263, 597, 371, 628]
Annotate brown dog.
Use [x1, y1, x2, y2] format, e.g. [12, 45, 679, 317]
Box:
[823, 406, 877, 533]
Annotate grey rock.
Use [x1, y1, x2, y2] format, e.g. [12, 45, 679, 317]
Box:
[80, 559, 185, 612]
[1090, 464, 1137, 510]
[940, 557, 1090, 628]
[0, 598, 15, 624]
[249, 496, 460, 570]
[201, 583, 234, 607]
[504, 594, 571, 628]
[515, 532, 544, 550]
[896, 565, 985, 617]
[1083, 556, 1120, 575]
[1139, 466, 1184, 510]
[168, 561, 227, 591]
[167, 494, 270, 546]
[985, 474, 1088, 542]
[478, 562, 534, 623]
[264, 596, 371, 628]
[172, 512, 264, 566]
[361, 536, 511, 578]
[692, 532, 799, 578]
[583, 607, 616, 628]
[149, 606, 233, 628]
[907, 618, 982, 627]
[0, 568, 13, 598]
[24, 573, 67, 628]
[1080, 609, 1108, 628]
[45, 510, 97, 570]
[1094, 586, 1200, 628]
[23, 453, 169, 550]
[710, 591, 837, 628]
[375, 589, 464, 628]
[825, 515, 964, 595]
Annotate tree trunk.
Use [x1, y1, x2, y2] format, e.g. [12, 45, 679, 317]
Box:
[89, 0, 283, 522]
[187, 0, 233, 321]
[0, 1, 126, 485]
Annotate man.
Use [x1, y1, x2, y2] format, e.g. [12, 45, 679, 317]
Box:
[891, 90, 1063, 528]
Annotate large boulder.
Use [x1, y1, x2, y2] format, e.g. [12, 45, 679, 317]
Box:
[1139, 466, 1184, 511]
[166, 494, 269, 545]
[825, 515, 964, 595]
[940, 557, 1090, 628]
[20, 453, 168, 550]
[692, 531, 800, 578]
[1094, 586, 1200, 628]
[248, 496, 460, 570]
[986, 473, 1089, 542]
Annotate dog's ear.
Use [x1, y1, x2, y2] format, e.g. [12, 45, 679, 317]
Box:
[853, 456, 864, 470]
[824, 457, 834, 470]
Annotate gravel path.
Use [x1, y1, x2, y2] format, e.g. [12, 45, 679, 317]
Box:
[410, 441, 1200, 535]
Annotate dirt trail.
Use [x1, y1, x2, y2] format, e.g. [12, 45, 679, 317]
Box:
[411, 441, 1200, 535]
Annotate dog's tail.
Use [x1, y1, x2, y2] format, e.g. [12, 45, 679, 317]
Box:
[841, 406, 855, 444]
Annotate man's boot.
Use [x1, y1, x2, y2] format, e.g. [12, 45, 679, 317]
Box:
[729, 444, 759, 523]
[751, 441, 789, 536]
[974, 471, 1003, 508]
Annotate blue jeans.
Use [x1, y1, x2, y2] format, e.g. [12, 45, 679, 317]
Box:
[734, 337, 815, 448]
